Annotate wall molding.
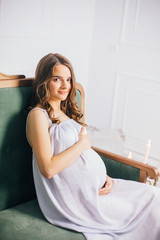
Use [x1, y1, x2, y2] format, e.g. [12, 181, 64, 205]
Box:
[111, 71, 160, 129]
[120, 0, 160, 50]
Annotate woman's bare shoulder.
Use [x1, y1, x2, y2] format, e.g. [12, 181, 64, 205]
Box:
[27, 108, 50, 147]
[27, 107, 49, 128]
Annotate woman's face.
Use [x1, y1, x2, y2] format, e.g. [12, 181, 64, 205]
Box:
[48, 64, 72, 102]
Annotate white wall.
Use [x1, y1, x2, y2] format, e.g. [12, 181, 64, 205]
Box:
[0, 0, 160, 163]
[86, 0, 160, 164]
[86, 0, 125, 128]
[0, 0, 95, 91]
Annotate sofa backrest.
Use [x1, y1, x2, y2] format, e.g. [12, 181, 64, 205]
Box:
[0, 77, 84, 211]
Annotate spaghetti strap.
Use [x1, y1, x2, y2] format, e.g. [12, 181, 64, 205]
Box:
[26, 107, 52, 128]
[26, 107, 52, 143]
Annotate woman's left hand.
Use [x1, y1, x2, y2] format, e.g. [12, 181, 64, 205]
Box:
[99, 175, 113, 195]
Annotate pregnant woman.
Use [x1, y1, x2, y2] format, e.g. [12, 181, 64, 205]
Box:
[26, 53, 160, 240]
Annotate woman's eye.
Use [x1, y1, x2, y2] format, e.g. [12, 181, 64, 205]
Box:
[67, 78, 72, 82]
[54, 78, 60, 82]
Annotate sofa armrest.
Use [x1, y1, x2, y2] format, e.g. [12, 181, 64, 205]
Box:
[92, 146, 159, 184]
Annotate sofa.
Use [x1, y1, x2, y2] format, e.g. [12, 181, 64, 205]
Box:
[0, 73, 159, 240]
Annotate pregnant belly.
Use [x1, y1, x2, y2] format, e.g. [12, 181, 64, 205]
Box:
[60, 148, 107, 191]
[81, 149, 107, 188]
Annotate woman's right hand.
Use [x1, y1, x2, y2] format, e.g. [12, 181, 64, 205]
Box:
[78, 127, 91, 150]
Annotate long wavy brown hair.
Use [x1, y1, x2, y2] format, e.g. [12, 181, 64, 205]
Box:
[30, 53, 85, 125]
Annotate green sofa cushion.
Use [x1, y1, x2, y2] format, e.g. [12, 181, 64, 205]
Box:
[0, 199, 85, 240]
[0, 86, 36, 211]
[101, 155, 140, 181]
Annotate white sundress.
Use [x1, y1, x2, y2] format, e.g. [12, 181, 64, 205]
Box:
[27, 108, 160, 240]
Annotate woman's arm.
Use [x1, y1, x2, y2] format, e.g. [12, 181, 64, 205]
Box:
[27, 109, 91, 179]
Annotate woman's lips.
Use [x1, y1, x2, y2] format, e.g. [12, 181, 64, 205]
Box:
[58, 90, 68, 95]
